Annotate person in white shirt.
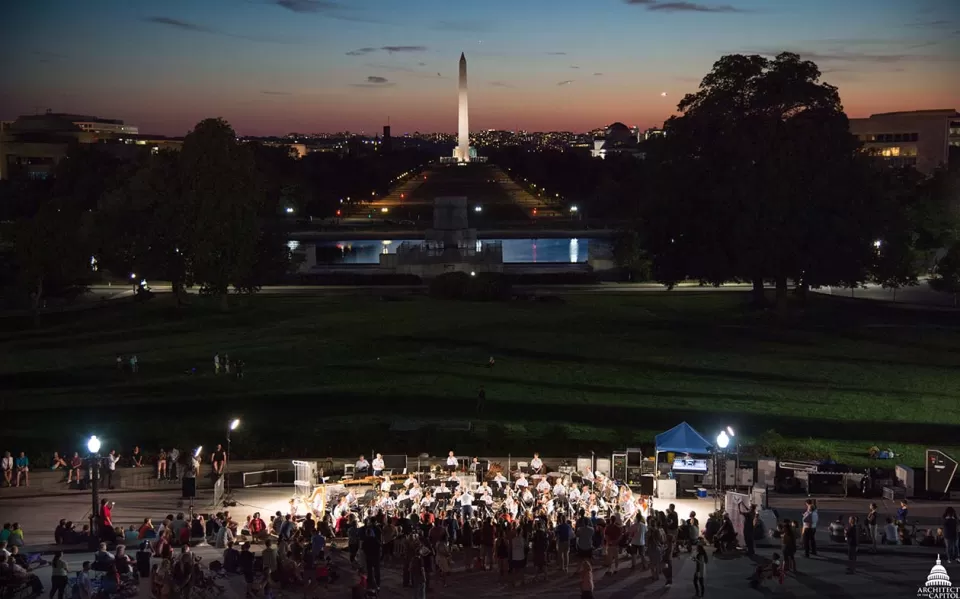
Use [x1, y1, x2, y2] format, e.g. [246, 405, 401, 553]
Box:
[460, 490, 475, 518]
[404, 474, 417, 488]
[521, 488, 535, 506]
[530, 453, 543, 474]
[437, 481, 450, 495]
[355, 455, 370, 475]
[536, 478, 551, 494]
[629, 516, 648, 569]
[380, 478, 393, 493]
[446, 451, 458, 472]
[478, 482, 491, 496]
[104, 450, 121, 489]
[504, 496, 518, 517]
[553, 481, 567, 497]
[333, 498, 349, 520]
[408, 485, 422, 499]
[420, 493, 434, 508]
[372, 454, 385, 476]
[515, 473, 529, 488]
[345, 490, 357, 505]
[1, 452, 13, 487]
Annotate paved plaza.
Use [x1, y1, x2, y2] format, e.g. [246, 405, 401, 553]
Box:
[2, 487, 955, 598]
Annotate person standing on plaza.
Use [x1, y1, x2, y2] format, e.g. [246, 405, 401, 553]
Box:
[801, 499, 818, 558]
[50, 550, 69, 599]
[104, 450, 120, 489]
[578, 559, 594, 599]
[866, 503, 879, 554]
[556, 515, 572, 573]
[692, 543, 708, 598]
[629, 515, 647, 570]
[665, 504, 679, 558]
[603, 515, 622, 575]
[738, 503, 756, 556]
[943, 507, 958, 563]
[214, 353, 220, 375]
[845, 516, 859, 574]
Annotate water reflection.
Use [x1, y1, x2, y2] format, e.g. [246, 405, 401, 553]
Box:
[302, 238, 596, 264]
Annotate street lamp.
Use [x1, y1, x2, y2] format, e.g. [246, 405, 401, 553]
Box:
[86, 436, 102, 549]
[716, 430, 730, 449]
[225, 419, 240, 505]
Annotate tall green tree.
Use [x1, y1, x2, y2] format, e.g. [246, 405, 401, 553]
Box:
[179, 118, 263, 309]
[645, 52, 872, 309]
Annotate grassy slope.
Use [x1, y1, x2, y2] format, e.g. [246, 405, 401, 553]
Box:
[2, 291, 959, 466]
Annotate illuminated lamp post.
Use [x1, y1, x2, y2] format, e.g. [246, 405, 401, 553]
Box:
[87, 435, 102, 549]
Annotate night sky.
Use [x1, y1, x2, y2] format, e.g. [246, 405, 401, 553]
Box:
[4, 0, 959, 136]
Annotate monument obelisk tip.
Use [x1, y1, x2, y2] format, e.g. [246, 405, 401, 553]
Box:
[460, 52, 465, 61]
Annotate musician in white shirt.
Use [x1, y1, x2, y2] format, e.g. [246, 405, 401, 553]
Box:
[446, 451, 458, 472]
[515, 473, 529, 488]
[380, 478, 393, 493]
[503, 496, 518, 517]
[521, 488, 535, 506]
[407, 485, 422, 499]
[345, 490, 357, 505]
[420, 492, 434, 508]
[372, 454, 385, 476]
[460, 489, 475, 518]
[536, 478, 551, 494]
[333, 497, 350, 520]
[437, 481, 450, 494]
[530, 453, 543, 474]
[355, 455, 370, 474]
[404, 474, 417, 488]
[553, 481, 566, 497]
[478, 482, 492, 496]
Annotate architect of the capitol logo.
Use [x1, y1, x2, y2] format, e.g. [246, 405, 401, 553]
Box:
[918, 556, 959, 599]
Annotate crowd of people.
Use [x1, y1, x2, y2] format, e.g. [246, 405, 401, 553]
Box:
[0, 443, 226, 491]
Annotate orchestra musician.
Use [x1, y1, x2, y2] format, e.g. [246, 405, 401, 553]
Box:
[372, 454, 385, 477]
[515, 472, 529, 489]
[404, 473, 417, 488]
[536, 476, 551, 494]
[445, 451, 458, 473]
[380, 477, 393, 494]
[530, 453, 543, 475]
[355, 455, 370, 475]
[470, 457, 483, 483]
[460, 488, 475, 519]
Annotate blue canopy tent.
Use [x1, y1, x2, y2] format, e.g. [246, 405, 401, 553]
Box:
[655, 422, 713, 455]
[653, 422, 714, 497]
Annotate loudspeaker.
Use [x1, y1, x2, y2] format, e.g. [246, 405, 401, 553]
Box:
[181, 477, 196, 499]
[638, 475, 655, 496]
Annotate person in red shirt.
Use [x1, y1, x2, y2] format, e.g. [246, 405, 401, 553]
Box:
[249, 512, 267, 543]
[604, 515, 623, 575]
[138, 518, 154, 540]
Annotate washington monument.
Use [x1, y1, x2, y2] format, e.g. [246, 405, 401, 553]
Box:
[456, 52, 470, 162]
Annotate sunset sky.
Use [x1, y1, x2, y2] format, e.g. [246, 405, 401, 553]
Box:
[4, 0, 959, 136]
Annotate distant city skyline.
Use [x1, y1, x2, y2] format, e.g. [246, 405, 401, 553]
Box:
[4, 0, 959, 136]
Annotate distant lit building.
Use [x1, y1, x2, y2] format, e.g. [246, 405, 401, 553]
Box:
[849, 109, 959, 174]
[0, 110, 172, 180]
[591, 122, 646, 159]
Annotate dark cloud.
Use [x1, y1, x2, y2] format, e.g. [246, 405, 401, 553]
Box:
[623, 0, 657, 3]
[557, 80, 574, 86]
[350, 76, 395, 88]
[144, 16, 295, 43]
[261, 90, 293, 95]
[546, 51, 567, 55]
[347, 45, 427, 56]
[270, 0, 385, 23]
[273, 0, 341, 12]
[570, 65, 580, 69]
[382, 46, 427, 53]
[364, 63, 445, 79]
[648, 2, 744, 12]
[418, 62, 427, 66]
[489, 81, 514, 88]
[593, 72, 603, 76]
[145, 16, 214, 33]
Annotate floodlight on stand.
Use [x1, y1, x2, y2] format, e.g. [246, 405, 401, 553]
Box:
[230, 419, 240, 431]
[726, 426, 735, 437]
[87, 436, 101, 454]
[716, 430, 730, 450]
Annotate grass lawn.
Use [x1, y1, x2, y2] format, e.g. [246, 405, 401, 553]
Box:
[2, 290, 960, 468]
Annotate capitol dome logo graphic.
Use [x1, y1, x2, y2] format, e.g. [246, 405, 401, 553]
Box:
[918, 556, 958, 598]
